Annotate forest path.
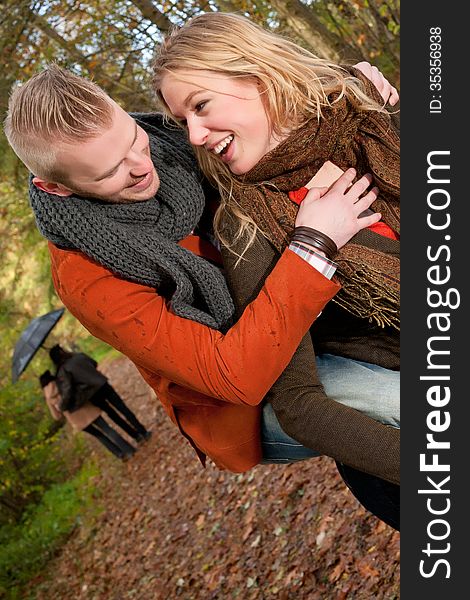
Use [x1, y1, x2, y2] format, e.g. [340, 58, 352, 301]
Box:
[27, 356, 399, 600]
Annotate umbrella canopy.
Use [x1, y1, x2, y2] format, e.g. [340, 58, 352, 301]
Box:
[11, 308, 65, 383]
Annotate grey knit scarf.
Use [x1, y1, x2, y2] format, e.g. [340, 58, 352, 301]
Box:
[29, 113, 235, 331]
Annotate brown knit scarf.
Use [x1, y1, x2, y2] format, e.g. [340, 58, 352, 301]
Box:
[230, 71, 400, 330]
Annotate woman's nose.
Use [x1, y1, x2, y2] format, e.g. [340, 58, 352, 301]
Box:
[187, 119, 209, 146]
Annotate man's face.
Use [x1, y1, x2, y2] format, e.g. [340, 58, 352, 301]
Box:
[36, 101, 160, 203]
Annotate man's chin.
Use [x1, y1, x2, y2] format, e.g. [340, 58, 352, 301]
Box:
[68, 190, 152, 204]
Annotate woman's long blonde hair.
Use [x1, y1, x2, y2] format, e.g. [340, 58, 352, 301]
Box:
[153, 12, 382, 253]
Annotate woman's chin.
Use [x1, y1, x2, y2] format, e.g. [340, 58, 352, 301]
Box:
[228, 160, 252, 176]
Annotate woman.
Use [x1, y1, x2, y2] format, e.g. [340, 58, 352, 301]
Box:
[153, 13, 400, 479]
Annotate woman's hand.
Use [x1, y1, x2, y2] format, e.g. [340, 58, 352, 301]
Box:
[294, 168, 381, 250]
[353, 61, 399, 106]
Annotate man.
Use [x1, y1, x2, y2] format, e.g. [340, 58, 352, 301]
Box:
[49, 344, 151, 444]
[4, 65, 399, 528]
[40, 368, 137, 461]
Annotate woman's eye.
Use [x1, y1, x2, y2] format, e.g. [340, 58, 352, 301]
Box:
[195, 101, 207, 112]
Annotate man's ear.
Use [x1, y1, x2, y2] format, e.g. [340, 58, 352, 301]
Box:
[32, 177, 73, 197]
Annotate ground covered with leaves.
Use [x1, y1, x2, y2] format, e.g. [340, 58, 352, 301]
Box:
[26, 357, 400, 599]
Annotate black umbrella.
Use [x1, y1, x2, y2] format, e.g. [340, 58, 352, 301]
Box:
[11, 307, 65, 383]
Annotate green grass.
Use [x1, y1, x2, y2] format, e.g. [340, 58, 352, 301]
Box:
[0, 460, 101, 599]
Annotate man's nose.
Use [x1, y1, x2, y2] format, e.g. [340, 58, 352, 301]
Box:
[187, 119, 209, 146]
[128, 152, 152, 176]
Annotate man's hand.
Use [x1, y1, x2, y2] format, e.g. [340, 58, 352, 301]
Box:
[353, 61, 399, 106]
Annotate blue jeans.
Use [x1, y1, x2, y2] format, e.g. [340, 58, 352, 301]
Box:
[261, 353, 399, 463]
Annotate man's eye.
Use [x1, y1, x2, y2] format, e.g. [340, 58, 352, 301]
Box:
[104, 165, 122, 179]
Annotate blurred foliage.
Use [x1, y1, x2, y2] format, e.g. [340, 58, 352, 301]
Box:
[0, 460, 100, 598]
[0, 379, 66, 525]
[0, 337, 116, 527]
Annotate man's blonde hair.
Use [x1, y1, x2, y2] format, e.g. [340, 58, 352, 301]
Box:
[152, 12, 383, 253]
[3, 64, 114, 182]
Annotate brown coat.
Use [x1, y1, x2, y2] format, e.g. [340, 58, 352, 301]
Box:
[43, 380, 101, 431]
[222, 222, 400, 485]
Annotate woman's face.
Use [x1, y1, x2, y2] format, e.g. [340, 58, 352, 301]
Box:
[160, 70, 286, 175]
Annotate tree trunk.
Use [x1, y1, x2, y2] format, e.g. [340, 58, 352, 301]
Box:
[269, 0, 356, 62]
[130, 0, 173, 33]
[213, 0, 241, 12]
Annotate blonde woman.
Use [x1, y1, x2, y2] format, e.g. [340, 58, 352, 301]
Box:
[153, 13, 400, 484]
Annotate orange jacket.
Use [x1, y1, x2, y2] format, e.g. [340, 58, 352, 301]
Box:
[48, 238, 339, 472]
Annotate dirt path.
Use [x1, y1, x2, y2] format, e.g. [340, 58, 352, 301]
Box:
[27, 356, 399, 599]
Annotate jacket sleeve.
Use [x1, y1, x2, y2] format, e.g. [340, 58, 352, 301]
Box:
[86, 354, 98, 369]
[56, 368, 74, 412]
[222, 232, 399, 485]
[48, 242, 339, 408]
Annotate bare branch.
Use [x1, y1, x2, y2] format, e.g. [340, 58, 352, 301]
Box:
[129, 0, 173, 33]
